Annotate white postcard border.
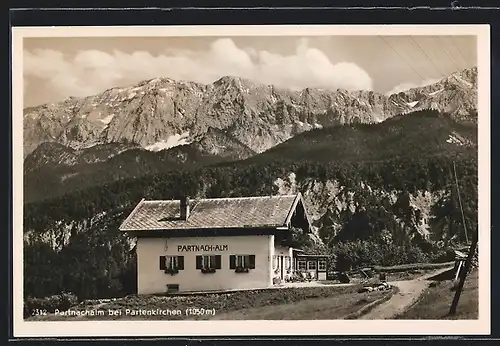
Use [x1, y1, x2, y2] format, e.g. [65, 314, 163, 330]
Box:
[12, 24, 491, 337]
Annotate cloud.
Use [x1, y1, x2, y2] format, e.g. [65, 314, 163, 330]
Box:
[24, 38, 373, 105]
[385, 77, 442, 95]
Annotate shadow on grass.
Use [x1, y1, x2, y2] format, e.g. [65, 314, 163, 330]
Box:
[426, 268, 455, 282]
[343, 287, 400, 320]
[396, 269, 478, 320]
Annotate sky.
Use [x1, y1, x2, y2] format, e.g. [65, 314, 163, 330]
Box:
[23, 35, 477, 107]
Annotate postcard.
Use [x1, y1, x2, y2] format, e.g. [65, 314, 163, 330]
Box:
[12, 24, 491, 337]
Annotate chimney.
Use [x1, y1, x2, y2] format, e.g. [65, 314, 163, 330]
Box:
[180, 196, 190, 220]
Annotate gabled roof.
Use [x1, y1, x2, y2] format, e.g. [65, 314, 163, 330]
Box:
[119, 193, 310, 232]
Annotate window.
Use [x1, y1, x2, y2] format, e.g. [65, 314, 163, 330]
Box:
[273, 255, 279, 274]
[284, 256, 292, 273]
[298, 260, 307, 270]
[196, 255, 221, 273]
[230, 254, 256, 271]
[318, 260, 327, 271]
[307, 261, 317, 270]
[236, 255, 247, 268]
[166, 256, 178, 270]
[284, 256, 291, 271]
[159, 255, 184, 273]
[203, 255, 215, 269]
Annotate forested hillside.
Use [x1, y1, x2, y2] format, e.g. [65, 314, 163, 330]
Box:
[24, 110, 476, 203]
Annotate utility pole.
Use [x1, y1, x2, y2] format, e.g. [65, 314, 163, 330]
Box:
[448, 230, 478, 316]
[448, 160, 476, 316]
[452, 161, 469, 244]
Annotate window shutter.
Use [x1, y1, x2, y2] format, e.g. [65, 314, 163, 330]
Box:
[159, 256, 166, 270]
[249, 255, 256, 269]
[196, 255, 202, 269]
[177, 256, 184, 270]
[229, 255, 236, 269]
[215, 255, 222, 269]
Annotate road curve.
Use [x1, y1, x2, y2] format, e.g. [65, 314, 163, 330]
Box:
[358, 267, 453, 320]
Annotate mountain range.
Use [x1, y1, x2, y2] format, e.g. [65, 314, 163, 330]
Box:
[23, 67, 478, 203]
[24, 67, 477, 163]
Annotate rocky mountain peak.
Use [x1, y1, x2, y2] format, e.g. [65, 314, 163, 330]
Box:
[23, 67, 478, 159]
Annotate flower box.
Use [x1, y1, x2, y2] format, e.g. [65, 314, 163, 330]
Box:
[164, 268, 179, 275]
[235, 267, 249, 273]
[201, 268, 216, 274]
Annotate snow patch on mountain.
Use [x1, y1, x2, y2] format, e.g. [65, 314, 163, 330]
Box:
[145, 132, 191, 151]
[373, 114, 384, 123]
[100, 115, 115, 125]
[429, 88, 444, 96]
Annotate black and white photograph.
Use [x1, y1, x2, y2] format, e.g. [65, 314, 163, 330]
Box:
[12, 25, 490, 337]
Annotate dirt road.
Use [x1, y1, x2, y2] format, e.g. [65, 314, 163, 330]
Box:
[358, 266, 453, 320]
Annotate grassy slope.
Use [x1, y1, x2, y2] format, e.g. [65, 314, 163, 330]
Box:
[207, 289, 394, 320]
[396, 269, 478, 319]
[27, 285, 394, 321]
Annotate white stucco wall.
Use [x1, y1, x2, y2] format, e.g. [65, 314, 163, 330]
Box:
[136, 235, 274, 294]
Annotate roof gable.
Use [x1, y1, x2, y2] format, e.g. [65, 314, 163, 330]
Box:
[285, 193, 312, 230]
[119, 194, 309, 232]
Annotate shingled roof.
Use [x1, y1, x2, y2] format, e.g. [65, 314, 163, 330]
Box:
[119, 193, 310, 232]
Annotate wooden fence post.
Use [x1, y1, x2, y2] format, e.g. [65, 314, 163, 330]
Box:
[448, 231, 478, 316]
